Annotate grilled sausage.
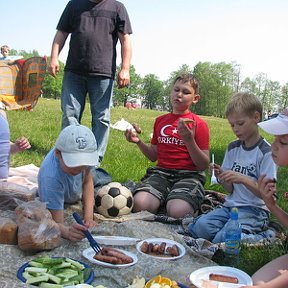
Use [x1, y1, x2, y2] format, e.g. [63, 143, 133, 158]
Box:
[140, 241, 149, 253]
[152, 244, 160, 254]
[132, 123, 141, 134]
[159, 242, 166, 254]
[166, 244, 179, 257]
[209, 273, 239, 284]
[93, 253, 120, 264]
[101, 247, 133, 264]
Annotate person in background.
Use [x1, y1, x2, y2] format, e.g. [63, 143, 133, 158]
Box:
[0, 102, 31, 180]
[0, 45, 23, 62]
[38, 124, 99, 242]
[188, 92, 277, 243]
[0, 45, 10, 60]
[242, 108, 288, 288]
[48, 0, 132, 171]
[125, 73, 210, 218]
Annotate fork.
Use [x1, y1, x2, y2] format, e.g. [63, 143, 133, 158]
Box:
[72, 212, 102, 254]
[210, 153, 218, 185]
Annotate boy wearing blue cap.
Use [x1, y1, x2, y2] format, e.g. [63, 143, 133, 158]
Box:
[38, 124, 99, 242]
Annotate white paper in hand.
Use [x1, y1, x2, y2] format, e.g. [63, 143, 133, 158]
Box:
[110, 118, 134, 131]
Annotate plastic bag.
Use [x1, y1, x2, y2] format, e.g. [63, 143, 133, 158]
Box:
[0, 180, 36, 211]
[15, 199, 62, 251]
[0, 217, 18, 244]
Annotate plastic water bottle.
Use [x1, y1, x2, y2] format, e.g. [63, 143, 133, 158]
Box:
[224, 207, 241, 266]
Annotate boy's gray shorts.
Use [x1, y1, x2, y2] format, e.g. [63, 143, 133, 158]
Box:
[134, 167, 206, 212]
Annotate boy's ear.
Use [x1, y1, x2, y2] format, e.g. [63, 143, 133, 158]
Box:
[192, 94, 201, 104]
[55, 149, 62, 159]
[254, 111, 261, 122]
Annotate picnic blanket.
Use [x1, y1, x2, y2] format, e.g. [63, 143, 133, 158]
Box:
[0, 171, 282, 287]
[0, 209, 217, 288]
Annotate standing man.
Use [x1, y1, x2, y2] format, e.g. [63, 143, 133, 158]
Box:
[48, 0, 132, 167]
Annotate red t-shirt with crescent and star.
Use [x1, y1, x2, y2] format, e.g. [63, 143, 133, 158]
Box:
[151, 111, 209, 170]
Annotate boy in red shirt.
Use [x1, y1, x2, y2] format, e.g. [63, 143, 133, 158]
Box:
[125, 73, 210, 218]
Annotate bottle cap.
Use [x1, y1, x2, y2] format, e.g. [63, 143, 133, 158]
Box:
[230, 207, 238, 220]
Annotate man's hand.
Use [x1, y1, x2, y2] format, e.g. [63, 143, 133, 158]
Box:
[117, 68, 130, 88]
[48, 59, 60, 78]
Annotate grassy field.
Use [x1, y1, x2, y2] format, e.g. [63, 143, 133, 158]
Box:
[7, 98, 288, 275]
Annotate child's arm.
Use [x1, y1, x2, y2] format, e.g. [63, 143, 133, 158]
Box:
[211, 163, 233, 193]
[125, 128, 157, 161]
[259, 175, 288, 228]
[218, 169, 259, 195]
[178, 120, 209, 170]
[49, 209, 88, 242]
[241, 270, 288, 288]
[81, 169, 97, 228]
[10, 137, 31, 154]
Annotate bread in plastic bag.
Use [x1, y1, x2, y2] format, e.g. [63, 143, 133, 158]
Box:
[15, 199, 62, 251]
[0, 217, 18, 244]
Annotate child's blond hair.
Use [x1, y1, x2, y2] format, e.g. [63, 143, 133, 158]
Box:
[225, 92, 263, 120]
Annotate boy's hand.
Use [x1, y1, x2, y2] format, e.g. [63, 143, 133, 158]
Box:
[258, 175, 277, 208]
[177, 119, 195, 141]
[63, 223, 87, 242]
[209, 163, 222, 176]
[218, 170, 246, 184]
[83, 218, 97, 229]
[125, 128, 140, 143]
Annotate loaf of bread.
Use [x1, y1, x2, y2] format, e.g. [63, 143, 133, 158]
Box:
[15, 200, 62, 251]
[0, 217, 18, 245]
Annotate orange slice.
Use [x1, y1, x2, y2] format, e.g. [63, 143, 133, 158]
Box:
[145, 275, 162, 288]
[159, 277, 172, 286]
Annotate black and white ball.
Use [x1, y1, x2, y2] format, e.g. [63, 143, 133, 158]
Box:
[95, 182, 134, 218]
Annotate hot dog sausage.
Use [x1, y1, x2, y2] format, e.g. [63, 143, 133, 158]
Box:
[166, 244, 179, 257]
[152, 244, 160, 254]
[101, 247, 133, 264]
[93, 253, 120, 264]
[132, 123, 141, 134]
[159, 242, 166, 255]
[209, 273, 239, 284]
[140, 241, 149, 253]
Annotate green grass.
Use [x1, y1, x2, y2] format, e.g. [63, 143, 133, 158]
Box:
[7, 98, 288, 275]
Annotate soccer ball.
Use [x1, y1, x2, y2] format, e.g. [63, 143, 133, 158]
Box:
[95, 182, 134, 218]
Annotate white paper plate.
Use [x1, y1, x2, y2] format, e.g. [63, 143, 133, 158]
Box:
[136, 238, 185, 260]
[93, 235, 140, 246]
[82, 247, 138, 268]
[189, 266, 253, 287]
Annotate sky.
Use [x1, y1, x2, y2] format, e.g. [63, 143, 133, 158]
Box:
[2, 0, 288, 84]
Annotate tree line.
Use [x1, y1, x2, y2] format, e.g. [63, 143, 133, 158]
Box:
[12, 49, 288, 118]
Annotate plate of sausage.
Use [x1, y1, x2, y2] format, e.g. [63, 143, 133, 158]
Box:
[82, 246, 138, 268]
[189, 266, 253, 287]
[136, 238, 185, 260]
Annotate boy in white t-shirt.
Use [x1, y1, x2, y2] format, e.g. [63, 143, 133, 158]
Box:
[188, 92, 277, 243]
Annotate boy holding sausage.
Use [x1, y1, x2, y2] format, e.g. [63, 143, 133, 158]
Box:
[125, 73, 210, 218]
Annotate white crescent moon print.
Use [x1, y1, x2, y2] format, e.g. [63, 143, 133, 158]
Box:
[160, 125, 172, 137]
